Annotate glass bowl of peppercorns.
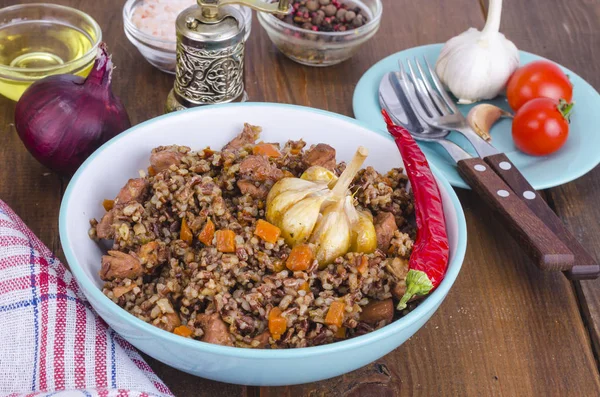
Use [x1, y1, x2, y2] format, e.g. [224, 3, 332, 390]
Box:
[258, 0, 382, 66]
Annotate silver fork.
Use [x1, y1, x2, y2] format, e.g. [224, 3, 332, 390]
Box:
[378, 72, 471, 163]
[398, 57, 599, 279]
[401, 58, 498, 158]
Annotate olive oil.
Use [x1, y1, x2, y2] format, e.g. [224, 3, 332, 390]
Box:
[0, 20, 97, 101]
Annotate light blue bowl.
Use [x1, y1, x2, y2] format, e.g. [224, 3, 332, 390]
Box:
[59, 103, 467, 386]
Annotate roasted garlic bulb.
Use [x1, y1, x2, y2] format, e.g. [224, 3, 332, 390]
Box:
[266, 146, 376, 267]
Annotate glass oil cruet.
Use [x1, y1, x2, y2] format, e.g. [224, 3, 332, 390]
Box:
[166, 0, 291, 112]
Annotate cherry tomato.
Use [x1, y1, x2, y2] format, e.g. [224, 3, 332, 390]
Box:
[506, 60, 573, 111]
[512, 98, 572, 156]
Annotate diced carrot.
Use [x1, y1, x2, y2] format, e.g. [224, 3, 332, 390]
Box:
[299, 281, 310, 292]
[173, 325, 193, 337]
[180, 218, 193, 245]
[215, 229, 236, 253]
[253, 143, 281, 158]
[272, 260, 285, 273]
[147, 166, 156, 176]
[198, 219, 215, 246]
[335, 326, 346, 339]
[325, 301, 345, 328]
[357, 256, 369, 274]
[254, 219, 281, 244]
[202, 147, 214, 157]
[286, 244, 314, 272]
[102, 199, 114, 212]
[268, 307, 287, 341]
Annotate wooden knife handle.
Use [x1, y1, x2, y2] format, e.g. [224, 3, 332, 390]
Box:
[484, 153, 599, 280]
[457, 157, 574, 272]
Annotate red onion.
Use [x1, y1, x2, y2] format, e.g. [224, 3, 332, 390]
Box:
[15, 43, 131, 175]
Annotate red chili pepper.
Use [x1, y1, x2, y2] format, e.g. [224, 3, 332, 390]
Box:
[382, 110, 450, 310]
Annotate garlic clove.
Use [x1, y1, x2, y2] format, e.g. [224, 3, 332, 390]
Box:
[344, 196, 377, 254]
[280, 193, 330, 246]
[311, 201, 351, 268]
[466, 104, 513, 141]
[301, 166, 338, 184]
[266, 185, 327, 226]
[350, 213, 377, 254]
[266, 177, 317, 208]
[359, 209, 374, 222]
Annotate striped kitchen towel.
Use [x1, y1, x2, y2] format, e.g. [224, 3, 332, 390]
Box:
[0, 200, 173, 397]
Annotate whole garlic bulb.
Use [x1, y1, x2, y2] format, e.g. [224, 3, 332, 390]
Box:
[435, 0, 519, 104]
[266, 147, 376, 267]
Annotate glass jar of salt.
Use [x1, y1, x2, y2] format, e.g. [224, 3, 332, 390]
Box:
[166, 0, 291, 112]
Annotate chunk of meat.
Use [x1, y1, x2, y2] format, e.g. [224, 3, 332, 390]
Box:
[391, 281, 407, 300]
[283, 139, 306, 155]
[224, 123, 261, 151]
[303, 143, 336, 171]
[239, 155, 284, 182]
[374, 211, 398, 252]
[385, 257, 408, 280]
[252, 331, 270, 348]
[115, 178, 149, 205]
[385, 257, 409, 299]
[100, 251, 143, 280]
[150, 149, 184, 173]
[137, 241, 165, 271]
[237, 179, 269, 199]
[157, 313, 181, 332]
[112, 284, 136, 299]
[96, 210, 114, 239]
[196, 313, 233, 346]
[360, 299, 394, 325]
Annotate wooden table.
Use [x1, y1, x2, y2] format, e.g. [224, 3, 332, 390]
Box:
[2, 0, 600, 395]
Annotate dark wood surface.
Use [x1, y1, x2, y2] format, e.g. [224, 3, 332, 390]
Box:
[1, 0, 600, 395]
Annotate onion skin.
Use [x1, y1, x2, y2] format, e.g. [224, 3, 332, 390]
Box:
[15, 43, 131, 175]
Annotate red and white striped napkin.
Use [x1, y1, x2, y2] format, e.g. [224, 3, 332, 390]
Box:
[0, 200, 173, 397]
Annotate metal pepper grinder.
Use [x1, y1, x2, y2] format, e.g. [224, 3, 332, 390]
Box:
[166, 0, 291, 112]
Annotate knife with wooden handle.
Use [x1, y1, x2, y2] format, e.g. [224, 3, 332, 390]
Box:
[484, 153, 599, 279]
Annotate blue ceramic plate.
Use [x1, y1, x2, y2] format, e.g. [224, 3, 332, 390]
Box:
[353, 43, 600, 189]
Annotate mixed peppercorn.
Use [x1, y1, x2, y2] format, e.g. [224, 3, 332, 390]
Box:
[277, 0, 369, 32]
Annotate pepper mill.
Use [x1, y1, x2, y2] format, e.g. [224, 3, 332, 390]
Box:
[166, 0, 291, 112]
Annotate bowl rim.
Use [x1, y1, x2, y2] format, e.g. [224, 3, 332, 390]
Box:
[59, 102, 467, 360]
[257, 0, 382, 38]
[0, 3, 102, 74]
[122, 0, 252, 47]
